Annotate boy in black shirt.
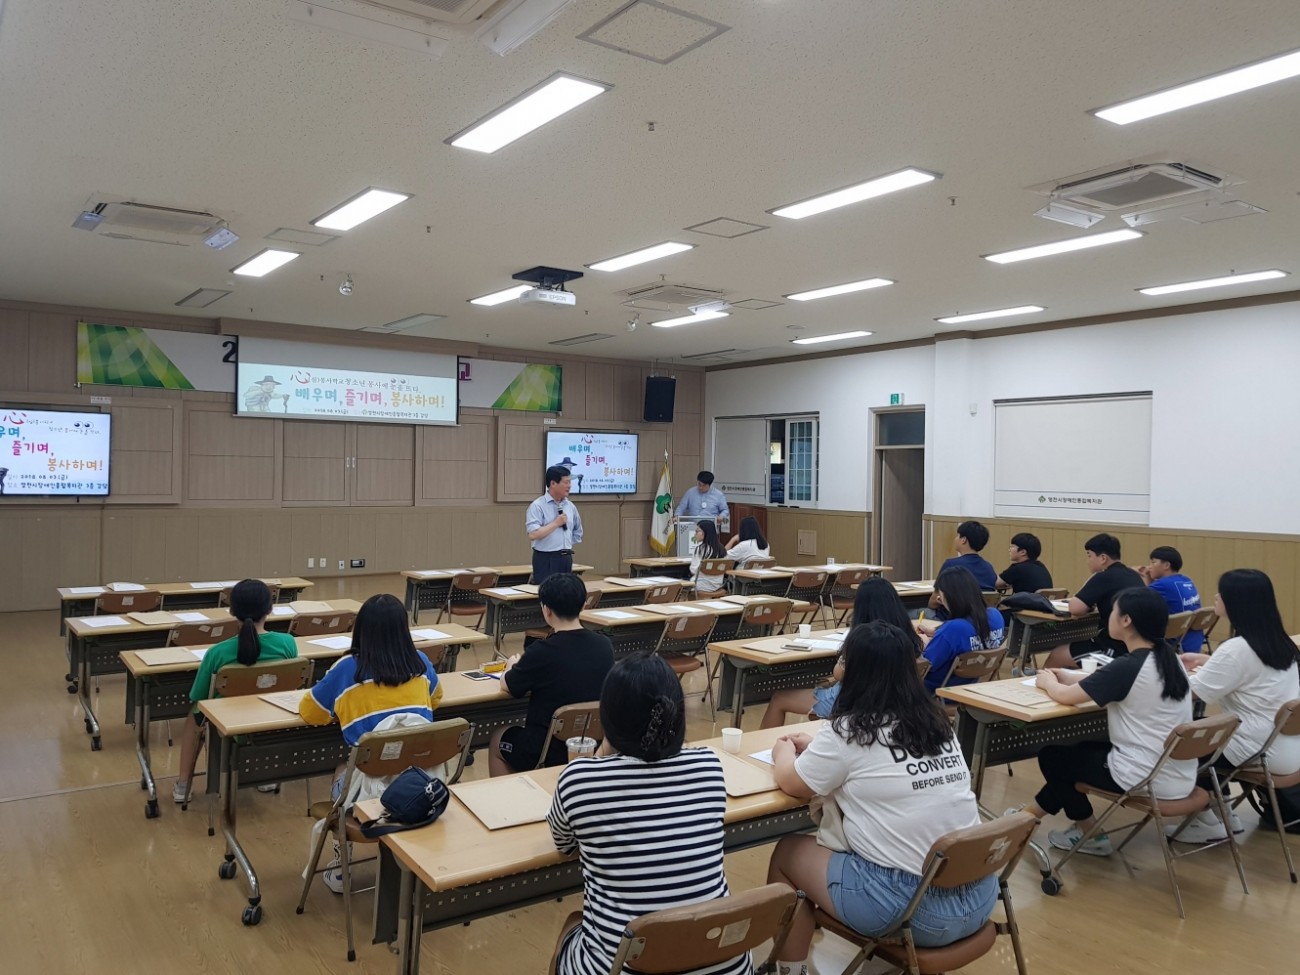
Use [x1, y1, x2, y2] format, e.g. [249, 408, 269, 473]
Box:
[1044, 533, 1143, 669]
[997, 532, 1053, 593]
[489, 573, 614, 775]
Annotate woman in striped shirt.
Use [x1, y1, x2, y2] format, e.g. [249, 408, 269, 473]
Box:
[547, 653, 750, 975]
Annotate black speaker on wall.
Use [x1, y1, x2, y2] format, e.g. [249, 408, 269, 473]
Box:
[643, 376, 676, 422]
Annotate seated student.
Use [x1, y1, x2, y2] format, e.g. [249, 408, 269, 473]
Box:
[997, 532, 1053, 593]
[489, 573, 614, 776]
[920, 566, 1005, 694]
[925, 520, 997, 618]
[548, 653, 748, 975]
[726, 515, 771, 565]
[1017, 587, 1195, 856]
[760, 577, 923, 729]
[1175, 569, 1300, 842]
[766, 622, 995, 975]
[1139, 545, 1204, 652]
[1042, 533, 1144, 670]
[173, 578, 297, 804]
[299, 592, 443, 891]
[690, 519, 729, 595]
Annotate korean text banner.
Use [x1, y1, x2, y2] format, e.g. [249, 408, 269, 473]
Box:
[0, 409, 110, 496]
[235, 362, 456, 425]
[545, 431, 638, 494]
[77, 323, 232, 391]
[458, 358, 561, 412]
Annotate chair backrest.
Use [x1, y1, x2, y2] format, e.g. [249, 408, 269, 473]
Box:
[610, 883, 801, 975]
[915, 657, 932, 681]
[353, 717, 472, 782]
[786, 570, 829, 602]
[945, 647, 1006, 685]
[538, 702, 604, 768]
[167, 619, 238, 647]
[656, 611, 719, 645]
[1167, 712, 1241, 763]
[289, 612, 357, 637]
[219, 584, 281, 607]
[1185, 608, 1220, 647]
[831, 567, 871, 590]
[582, 590, 603, 612]
[451, 571, 499, 594]
[1164, 610, 1195, 641]
[211, 656, 314, 699]
[1036, 587, 1068, 599]
[643, 583, 683, 604]
[1273, 699, 1300, 738]
[923, 812, 1039, 889]
[745, 557, 777, 569]
[698, 558, 734, 577]
[96, 590, 162, 614]
[738, 600, 790, 636]
[981, 591, 1004, 608]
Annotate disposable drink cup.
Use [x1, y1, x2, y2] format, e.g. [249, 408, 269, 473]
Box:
[1080, 657, 1098, 675]
[566, 736, 597, 762]
[827, 557, 836, 565]
[798, 623, 812, 637]
[721, 727, 743, 754]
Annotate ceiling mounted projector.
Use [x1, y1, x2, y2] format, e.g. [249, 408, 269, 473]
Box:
[520, 287, 576, 307]
[511, 264, 582, 308]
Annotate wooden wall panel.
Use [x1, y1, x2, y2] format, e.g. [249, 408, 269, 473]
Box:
[675, 371, 702, 415]
[0, 309, 30, 391]
[766, 508, 869, 566]
[26, 312, 78, 393]
[498, 418, 544, 502]
[0, 508, 101, 612]
[620, 516, 652, 560]
[105, 402, 180, 503]
[283, 421, 346, 504]
[353, 424, 415, 505]
[420, 415, 491, 503]
[614, 365, 642, 422]
[585, 364, 613, 420]
[559, 362, 585, 420]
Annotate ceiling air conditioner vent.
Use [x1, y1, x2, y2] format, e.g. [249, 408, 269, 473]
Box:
[621, 282, 729, 310]
[350, 0, 503, 23]
[1045, 163, 1231, 211]
[82, 201, 225, 245]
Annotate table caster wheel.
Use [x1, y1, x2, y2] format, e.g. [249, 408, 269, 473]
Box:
[91, 737, 102, 751]
[242, 904, 263, 926]
[219, 860, 238, 880]
[1041, 875, 1062, 895]
[145, 800, 159, 819]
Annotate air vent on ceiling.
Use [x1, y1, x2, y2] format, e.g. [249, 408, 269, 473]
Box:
[351, 0, 502, 23]
[1043, 163, 1232, 211]
[77, 201, 225, 245]
[621, 282, 728, 310]
[175, 288, 232, 309]
[360, 313, 445, 333]
[550, 332, 613, 346]
[680, 349, 741, 361]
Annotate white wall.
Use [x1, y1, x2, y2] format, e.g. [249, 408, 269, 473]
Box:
[705, 301, 1300, 533]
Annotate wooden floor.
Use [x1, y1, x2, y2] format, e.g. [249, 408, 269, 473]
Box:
[3, 573, 1298, 974]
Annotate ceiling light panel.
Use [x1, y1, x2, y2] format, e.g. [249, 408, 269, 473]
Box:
[1094, 47, 1300, 125]
[312, 188, 411, 231]
[231, 249, 300, 277]
[786, 278, 893, 302]
[650, 310, 729, 328]
[469, 284, 531, 306]
[983, 229, 1142, 264]
[448, 72, 611, 153]
[791, 330, 873, 345]
[588, 241, 693, 272]
[1138, 269, 1288, 296]
[935, 305, 1045, 324]
[770, 167, 939, 220]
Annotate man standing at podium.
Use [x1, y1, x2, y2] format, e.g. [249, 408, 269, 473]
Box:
[526, 465, 583, 584]
[675, 470, 730, 527]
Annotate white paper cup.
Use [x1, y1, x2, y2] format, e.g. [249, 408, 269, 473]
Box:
[566, 736, 597, 762]
[798, 623, 812, 637]
[1080, 657, 1098, 675]
[827, 557, 836, 565]
[721, 727, 743, 754]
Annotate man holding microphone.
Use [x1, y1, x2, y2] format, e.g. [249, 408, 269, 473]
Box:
[526, 465, 584, 583]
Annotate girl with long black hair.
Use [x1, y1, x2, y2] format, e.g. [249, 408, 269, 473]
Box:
[690, 519, 730, 595]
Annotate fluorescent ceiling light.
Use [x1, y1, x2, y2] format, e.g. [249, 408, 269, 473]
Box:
[791, 330, 873, 345]
[588, 241, 693, 272]
[786, 278, 894, 302]
[1094, 48, 1300, 125]
[651, 310, 729, 329]
[312, 188, 411, 231]
[935, 305, 1045, 325]
[1138, 269, 1288, 296]
[469, 284, 531, 306]
[448, 72, 610, 153]
[770, 167, 939, 220]
[231, 249, 300, 277]
[984, 229, 1142, 264]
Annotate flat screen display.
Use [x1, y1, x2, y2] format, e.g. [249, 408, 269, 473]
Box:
[235, 362, 457, 425]
[0, 409, 111, 496]
[545, 431, 639, 494]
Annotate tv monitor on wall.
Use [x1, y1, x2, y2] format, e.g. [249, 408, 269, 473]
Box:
[545, 430, 639, 494]
[0, 409, 111, 496]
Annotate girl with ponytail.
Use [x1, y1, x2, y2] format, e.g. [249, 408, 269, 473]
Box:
[174, 579, 298, 803]
[1019, 586, 1195, 857]
[546, 654, 747, 975]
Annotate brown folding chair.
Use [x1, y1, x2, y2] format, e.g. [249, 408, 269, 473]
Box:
[536, 702, 603, 770]
[695, 558, 734, 598]
[1183, 608, 1220, 652]
[289, 611, 357, 637]
[823, 567, 871, 625]
[745, 556, 778, 569]
[642, 582, 683, 604]
[915, 657, 932, 682]
[1036, 587, 1069, 599]
[167, 620, 239, 647]
[525, 589, 601, 642]
[549, 883, 801, 975]
[981, 591, 1004, 609]
[815, 812, 1038, 975]
[934, 647, 1007, 717]
[434, 571, 499, 630]
[783, 569, 831, 631]
[703, 600, 792, 717]
[219, 584, 281, 607]
[1051, 713, 1247, 917]
[95, 589, 162, 614]
[1164, 610, 1195, 648]
[1221, 699, 1300, 883]
[297, 718, 472, 961]
[651, 612, 718, 682]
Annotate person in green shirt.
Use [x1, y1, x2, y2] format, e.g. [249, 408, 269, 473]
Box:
[173, 578, 298, 803]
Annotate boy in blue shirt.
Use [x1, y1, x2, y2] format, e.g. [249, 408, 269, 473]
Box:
[1140, 545, 1205, 652]
[926, 521, 997, 618]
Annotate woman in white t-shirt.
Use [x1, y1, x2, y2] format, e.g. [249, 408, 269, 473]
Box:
[689, 520, 729, 595]
[1024, 586, 1195, 857]
[1175, 569, 1300, 843]
[765, 622, 995, 975]
[725, 516, 771, 566]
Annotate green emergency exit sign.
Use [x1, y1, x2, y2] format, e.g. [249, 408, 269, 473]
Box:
[889, 393, 904, 405]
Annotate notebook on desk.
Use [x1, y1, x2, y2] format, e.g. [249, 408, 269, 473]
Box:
[135, 647, 204, 667]
[640, 604, 704, 616]
[128, 611, 181, 626]
[260, 690, 308, 713]
[289, 600, 334, 614]
[450, 775, 553, 830]
[711, 749, 778, 797]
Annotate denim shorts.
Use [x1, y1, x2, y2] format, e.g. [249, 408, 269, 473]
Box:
[826, 851, 998, 947]
[811, 684, 840, 718]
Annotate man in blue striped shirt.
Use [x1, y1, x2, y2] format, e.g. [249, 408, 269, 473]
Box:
[526, 465, 584, 583]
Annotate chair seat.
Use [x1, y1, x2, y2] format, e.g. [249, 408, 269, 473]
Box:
[1078, 783, 1211, 818]
[1234, 766, 1300, 790]
[791, 600, 817, 613]
[828, 594, 856, 609]
[814, 909, 997, 975]
[447, 603, 487, 614]
[663, 655, 703, 676]
[524, 627, 551, 640]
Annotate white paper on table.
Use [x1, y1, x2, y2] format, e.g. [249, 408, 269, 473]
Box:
[747, 569, 778, 576]
[640, 575, 684, 584]
[108, 582, 146, 592]
[68, 586, 106, 595]
[483, 587, 522, 597]
[1021, 678, 1037, 686]
[309, 635, 354, 650]
[189, 582, 223, 589]
[81, 615, 128, 628]
[270, 605, 295, 616]
[190, 648, 209, 660]
[698, 600, 735, 610]
[173, 611, 209, 623]
[592, 610, 640, 620]
[748, 749, 775, 765]
[1051, 600, 1071, 613]
[410, 628, 452, 641]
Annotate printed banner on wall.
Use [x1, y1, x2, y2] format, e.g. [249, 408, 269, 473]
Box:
[458, 358, 561, 412]
[76, 323, 233, 391]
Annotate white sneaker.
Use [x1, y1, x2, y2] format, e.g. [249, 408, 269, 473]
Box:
[322, 859, 345, 894]
[256, 783, 280, 794]
[1166, 809, 1239, 843]
[1048, 825, 1113, 856]
[172, 780, 193, 804]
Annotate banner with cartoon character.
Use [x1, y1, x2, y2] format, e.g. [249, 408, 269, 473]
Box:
[235, 362, 457, 425]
